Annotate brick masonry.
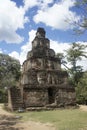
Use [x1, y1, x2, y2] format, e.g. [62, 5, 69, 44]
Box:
[8, 28, 76, 111]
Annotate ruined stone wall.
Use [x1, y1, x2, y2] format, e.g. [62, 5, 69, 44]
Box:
[20, 69, 68, 87]
[55, 88, 76, 106]
[23, 89, 48, 107]
[23, 57, 61, 71]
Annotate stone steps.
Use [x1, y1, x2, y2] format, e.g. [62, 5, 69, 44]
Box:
[26, 107, 55, 111]
[10, 87, 23, 110]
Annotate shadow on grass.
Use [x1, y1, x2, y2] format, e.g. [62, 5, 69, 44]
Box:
[0, 115, 23, 130]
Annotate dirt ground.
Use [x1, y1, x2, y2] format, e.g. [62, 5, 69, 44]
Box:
[0, 104, 87, 130]
[79, 105, 87, 112]
[0, 104, 55, 130]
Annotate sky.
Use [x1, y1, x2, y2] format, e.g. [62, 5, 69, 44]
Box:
[0, 0, 87, 70]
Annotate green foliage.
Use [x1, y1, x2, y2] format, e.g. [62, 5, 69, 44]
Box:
[66, 0, 87, 34]
[0, 89, 7, 103]
[64, 42, 87, 86]
[56, 53, 69, 70]
[66, 43, 87, 62]
[0, 53, 21, 102]
[76, 72, 87, 104]
[57, 43, 87, 104]
[74, 0, 87, 34]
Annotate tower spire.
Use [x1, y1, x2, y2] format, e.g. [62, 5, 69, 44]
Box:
[36, 27, 46, 38]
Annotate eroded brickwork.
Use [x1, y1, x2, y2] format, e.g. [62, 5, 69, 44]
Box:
[8, 28, 76, 110]
[20, 27, 76, 108]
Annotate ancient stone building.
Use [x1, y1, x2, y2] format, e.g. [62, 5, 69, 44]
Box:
[8, 27, 76, 111]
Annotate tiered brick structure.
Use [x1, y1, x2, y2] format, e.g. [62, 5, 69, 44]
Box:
[20, 27, 76, 109]
[8, 27, 76, 111]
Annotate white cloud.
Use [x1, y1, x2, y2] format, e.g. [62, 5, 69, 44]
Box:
[50, 40, 70, 54]
[23, 0, 38, 10]
[19, 29, 36, 64]
[9, 51, 20, 60]
[0, 48, 3, 53]
[23, 0, 54, 11]
[28, 29, 36, 43]
[33, 0, 80, 30]
[9, 29, 36, 64]
[0, 0, 28, 43]
[0, 0, 80, 44]
[50, 40, 71, 69]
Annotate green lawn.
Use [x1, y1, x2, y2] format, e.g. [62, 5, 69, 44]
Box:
[17, 108, 87, 130]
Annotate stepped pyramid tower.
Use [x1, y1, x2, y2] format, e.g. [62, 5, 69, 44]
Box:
[8, 27, 76, 111]
[20, 27, 76, 109]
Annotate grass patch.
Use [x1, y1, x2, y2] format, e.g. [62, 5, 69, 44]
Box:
[17, 108, 87, 130]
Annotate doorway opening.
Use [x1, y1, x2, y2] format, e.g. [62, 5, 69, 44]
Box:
[48, 88, 55, 104]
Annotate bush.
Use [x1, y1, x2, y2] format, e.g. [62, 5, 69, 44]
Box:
[0, 89, 7, 103]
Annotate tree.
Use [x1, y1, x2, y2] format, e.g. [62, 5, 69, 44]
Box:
[61, 42, 87, 86]
[57, 43, 87, 104]
[0, 53, 21, 102]
[65, 0, 87, 34]
[73, 0, 87, 34]
[76, 72, 87, 104]
[56, 53, 69, 70]
[0, 53, 21, 88]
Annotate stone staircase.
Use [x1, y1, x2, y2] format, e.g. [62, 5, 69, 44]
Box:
[8, 87, 23, 111]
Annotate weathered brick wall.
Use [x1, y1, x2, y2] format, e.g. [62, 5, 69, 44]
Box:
[23, 89, 48, 107]
[55, 89, 76, 106]
[19, 28, 76, 109]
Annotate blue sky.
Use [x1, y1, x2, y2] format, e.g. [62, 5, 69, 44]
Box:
[0, 0, 87, 70]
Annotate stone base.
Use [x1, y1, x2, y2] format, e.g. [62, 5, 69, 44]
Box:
[26, 105, 77, 111]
